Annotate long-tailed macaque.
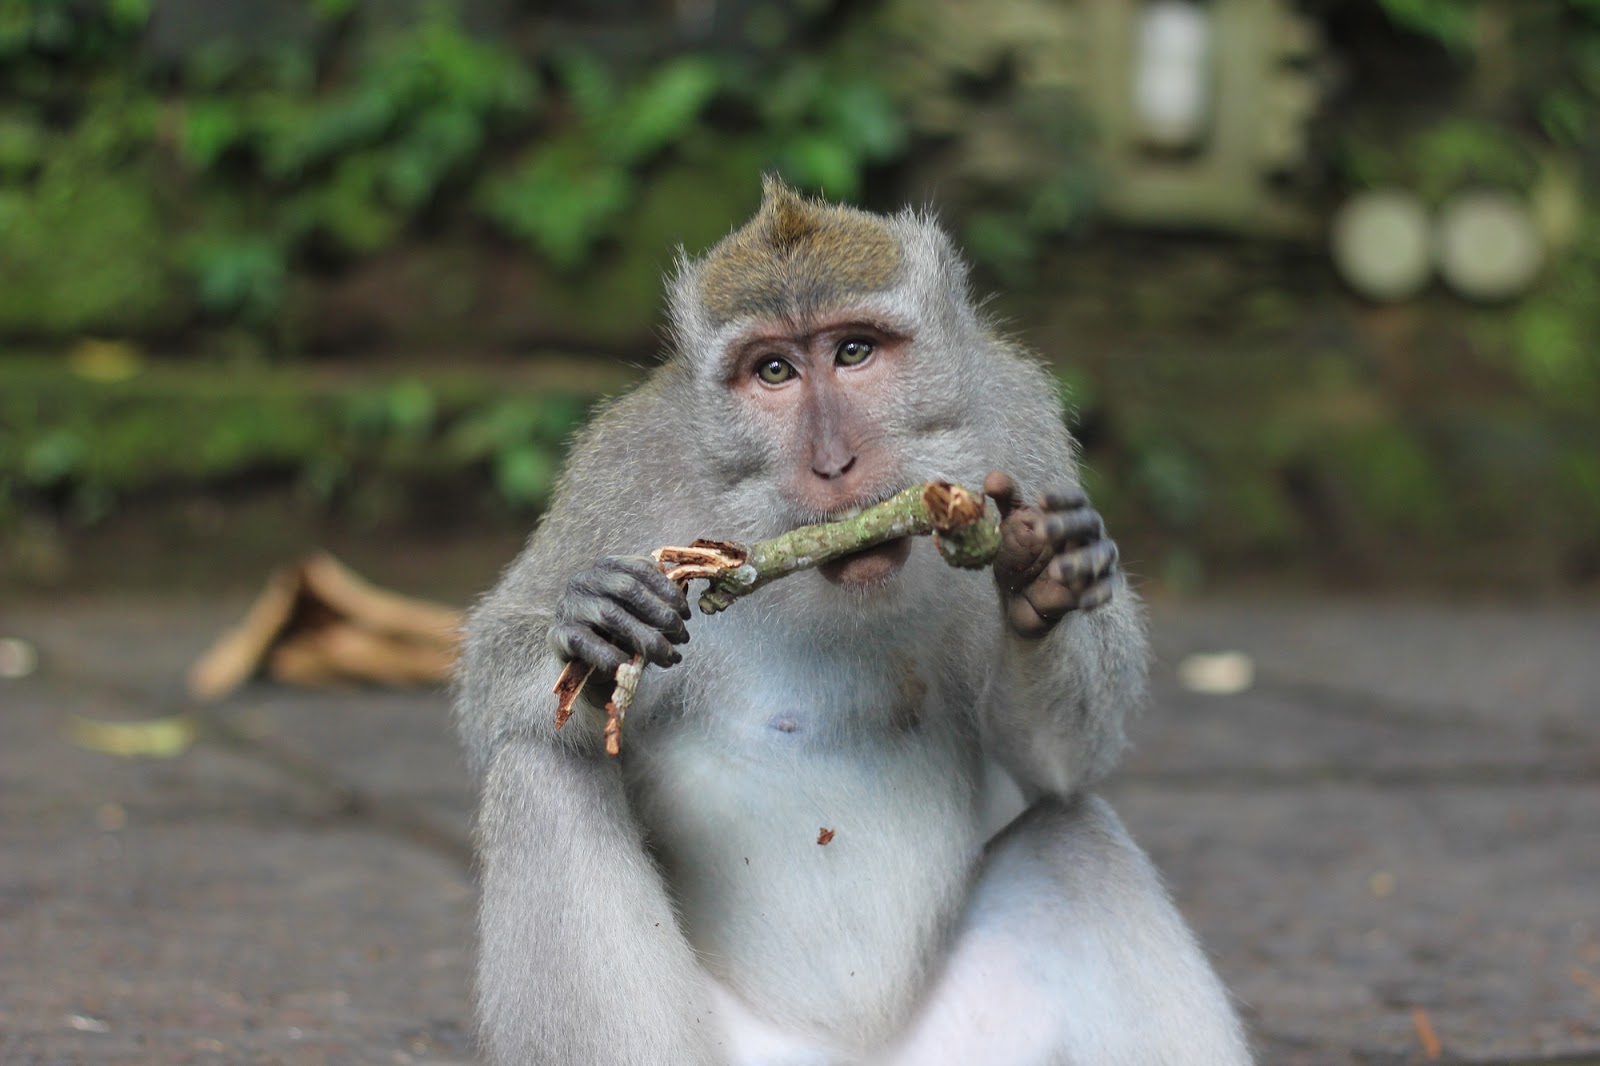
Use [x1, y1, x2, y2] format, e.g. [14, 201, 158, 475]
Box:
[455, 179, 1252, 1065]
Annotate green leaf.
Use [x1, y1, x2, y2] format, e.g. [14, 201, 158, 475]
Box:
[23, 429, 87, 486]
[781, 135, 859, 200]
[292, 153, 402, 252]
[311, 0, 356, 21]
[382, 379, 436, 438]
[0, 113, 46, 177]
[1375, 0, 1475, 53]
[105, 0, 151, 30]
[813, 81, 905, 161]
[264, 87, 397, 177]
[554, 51, 617, 127]
[609, 56, 721, 163]
[188, 237, 286, 321]
[477, 144, 633, 268]
[181, 98, 246, 170]
[1539, 89, 1589, 146]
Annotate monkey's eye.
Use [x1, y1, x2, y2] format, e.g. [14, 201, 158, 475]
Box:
[756, 357, 796, 385]
[836, 338, 875, 366]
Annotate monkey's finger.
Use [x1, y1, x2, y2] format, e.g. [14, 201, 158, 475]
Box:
[550, 622, 631, 677]
[584, 600, 682, 668]
[1039, 487, 1089, 513]
[1020, 576, 1079, 624]
[983, 471, 1028, 519]
[1048, 539, 1118, 586]
[1006, 595, 1052, 640]
[1042, 507, 1104, 550]
[574, 567, 690, 643]
[598, 556, 692, 620]
[1075, 577, 1116, 612]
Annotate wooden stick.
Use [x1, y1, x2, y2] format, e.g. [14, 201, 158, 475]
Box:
[552, 480, 1000, 753]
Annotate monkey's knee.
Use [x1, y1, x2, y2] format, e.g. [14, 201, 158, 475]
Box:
[882, 794, 1252, 1065]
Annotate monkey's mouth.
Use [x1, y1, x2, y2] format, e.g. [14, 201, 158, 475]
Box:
[818, 537, 913, 588]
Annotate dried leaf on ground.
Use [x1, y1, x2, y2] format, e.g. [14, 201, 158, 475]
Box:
[67, 714, 197, 758]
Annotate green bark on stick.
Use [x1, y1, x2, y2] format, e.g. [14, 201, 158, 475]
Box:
[697, 480, 1001, 612]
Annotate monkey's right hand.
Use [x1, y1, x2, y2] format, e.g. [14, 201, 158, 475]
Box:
[549, 556, 691, 676]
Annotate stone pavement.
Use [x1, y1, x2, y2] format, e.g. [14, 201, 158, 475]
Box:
[1, 593, 1596, 1065]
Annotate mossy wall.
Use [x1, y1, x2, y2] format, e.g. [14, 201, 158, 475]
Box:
[3, 0, 1598, 592]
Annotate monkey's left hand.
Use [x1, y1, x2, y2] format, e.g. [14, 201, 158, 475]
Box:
[984, 471, 1119, 638]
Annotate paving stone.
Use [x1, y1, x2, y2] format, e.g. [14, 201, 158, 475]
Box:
[1, 595, 1596, 1064]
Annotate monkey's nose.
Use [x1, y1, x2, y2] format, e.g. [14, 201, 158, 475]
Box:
[811, 454, 857, 480]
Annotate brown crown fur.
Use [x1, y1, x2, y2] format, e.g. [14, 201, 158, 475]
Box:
[697, 177, 903, 327]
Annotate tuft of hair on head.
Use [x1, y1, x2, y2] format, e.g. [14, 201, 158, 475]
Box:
[695, 175, 903, 327]
[762, 176, 821, 249]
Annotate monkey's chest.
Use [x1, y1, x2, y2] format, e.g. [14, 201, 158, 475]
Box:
[624, 681, 986, 1045]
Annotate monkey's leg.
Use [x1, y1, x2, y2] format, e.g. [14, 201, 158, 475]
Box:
[475, 738, 722, 1065]
[879, 794, 1251, 1066]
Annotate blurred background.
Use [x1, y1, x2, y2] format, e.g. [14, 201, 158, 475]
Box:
[4, 4, 1600, 1064]
[2, 0, 1596, 599]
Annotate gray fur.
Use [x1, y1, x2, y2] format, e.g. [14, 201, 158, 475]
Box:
[455, 199, 1250, 1064]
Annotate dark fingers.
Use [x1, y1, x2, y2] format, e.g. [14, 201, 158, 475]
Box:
[1042, 507, 1104, 550]
[549, 622, 631, 676]
[1039, 487, 1088, 512]
[1048, 539, 1118, 586]
[597, 556, 691, 620]
[570, 567, 689, 643]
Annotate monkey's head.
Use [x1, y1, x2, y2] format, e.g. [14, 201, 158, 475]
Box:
[667, 177, 990, 591]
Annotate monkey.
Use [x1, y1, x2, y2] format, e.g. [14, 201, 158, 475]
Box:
[454, 177, 1252, 1065]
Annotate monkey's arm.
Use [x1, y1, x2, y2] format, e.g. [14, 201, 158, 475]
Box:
[973, 363, 1150, 797]
[471, 733, 720, 1065]
[979, 590, 1148, 796]
[455, 385, 720, 1066]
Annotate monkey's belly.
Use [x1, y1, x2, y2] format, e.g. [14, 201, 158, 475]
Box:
[627, 726, 986, 1048]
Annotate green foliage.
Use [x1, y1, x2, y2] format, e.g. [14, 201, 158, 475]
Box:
[955, 111, 1099, 280]
[1409, 120, 1538, 200]
[0, 160, 177, 335]
[1374, 0, 1477, 54]
[187, 236, 287, 324]
[446, 395, 589, 507]
[1509, 217, 1600, 403]
[0, 357, 603, 520]
[1342, 120, 1539, 202]
[0, 1, 908, 340]
[478, 138, 634, 269]
[479, 46, 906, 268]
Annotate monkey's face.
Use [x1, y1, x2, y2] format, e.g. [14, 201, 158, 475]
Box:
[678, 178, 983, 589]
[725, 314, 915, 589]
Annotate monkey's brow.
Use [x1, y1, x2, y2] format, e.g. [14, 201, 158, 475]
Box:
[725, 317, 913, 359]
